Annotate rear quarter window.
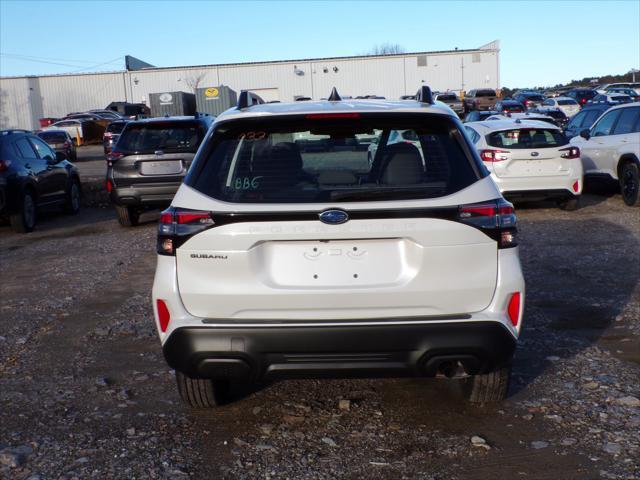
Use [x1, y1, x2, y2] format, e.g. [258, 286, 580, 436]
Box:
[187, 114, 483, 203]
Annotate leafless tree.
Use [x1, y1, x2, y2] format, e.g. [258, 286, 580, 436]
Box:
[184, 70, 207, 92]
[368, 43, 406, 55]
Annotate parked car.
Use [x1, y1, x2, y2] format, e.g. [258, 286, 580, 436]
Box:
[36, 129, 77, 162]
[565, 88, 597, 107]
[494, 100, 525, 114]
[540, 97, 580, 117]
[463, 89, 497, 112]
[463, 110, 498, 123]
[44, 119, 105, 145]
[571, 103, 640, 206]
[529, 108, 569, 129]
[152, 87, 525, 408]
[563, 104, 612, 139]
[103, 120, 129, 154]
[597, 82, 631, 94]
[588, 93, 633, 105]
[0, 129, 80, 232]
[433, 91, 464, 116]
[88, 109, 125, 120]
[106, 114, 214, 226]
[513, 91, 546, 109]
[464, 119, 582, 209]
[486, 112, 560, 127]
[605, 88, 640, 102]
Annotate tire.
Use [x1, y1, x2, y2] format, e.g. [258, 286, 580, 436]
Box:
[620, 161, 640, 207]
[175, 371, 230, 408]
[9, 190, 36, 233]
[557, 196, 579, 211]
[64, 179, 81, 215]
[461, 365, 511, 404]
[115, 205, 140, 227]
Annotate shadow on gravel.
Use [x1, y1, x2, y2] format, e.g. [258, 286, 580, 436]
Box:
[510, 217, 639, 396]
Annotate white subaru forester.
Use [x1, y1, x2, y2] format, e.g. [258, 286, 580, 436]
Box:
[152, 87, 526, 408]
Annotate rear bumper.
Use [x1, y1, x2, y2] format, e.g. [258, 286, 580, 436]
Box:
[491, 172, 582, 199]
[110, 183, 180, 207]
[163, 321, 517, 381]
[503, 188, 578, 201]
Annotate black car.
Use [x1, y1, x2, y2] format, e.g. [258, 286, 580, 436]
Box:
[103, 120, 129, 154]
[37, 129, 77, 162]
[513, 92, 546, 109]
[563, 104, 611, 139]
[0, 130, 80, 233]
[463, 110, 498, 122]
[529, 108, 569, 128]
[106, 114, 214, 226]
[494, 100, 525, 114]
[565, 88, 597, 107]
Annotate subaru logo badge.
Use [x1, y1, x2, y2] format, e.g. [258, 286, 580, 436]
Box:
[319, 209, 349, 225]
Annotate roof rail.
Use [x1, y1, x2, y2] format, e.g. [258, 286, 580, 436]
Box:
[237, 90, 265, 109]
[0, 129, 31, 135]
[415, 85, 434, 104]
[328, 87, 342, 102]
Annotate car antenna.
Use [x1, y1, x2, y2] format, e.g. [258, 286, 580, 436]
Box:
[328, 87, 342, 101]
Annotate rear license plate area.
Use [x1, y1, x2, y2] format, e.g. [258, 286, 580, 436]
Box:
[140, 160, 182, 175]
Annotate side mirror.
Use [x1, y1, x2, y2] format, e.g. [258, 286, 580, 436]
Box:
[55, 151, 67, 162]
[579, 129, 590, 140]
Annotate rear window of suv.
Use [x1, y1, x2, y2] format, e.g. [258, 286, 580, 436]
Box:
[117, 121, 205, 154]
[475, 90, 496, 97]
[106, 122, 127, 134]
[437, 94, 457, 102]
[187, 114, 482, 203]
[37, 131, 67, 143]
[487, 128, 568, 149]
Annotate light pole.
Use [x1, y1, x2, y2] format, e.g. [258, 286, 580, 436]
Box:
[630, 69, 639, 82]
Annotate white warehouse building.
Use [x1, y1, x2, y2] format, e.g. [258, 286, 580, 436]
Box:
[0, 41, 500, 130]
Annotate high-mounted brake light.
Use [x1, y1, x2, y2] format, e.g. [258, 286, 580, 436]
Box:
[305, 113, 360, 119]
[458, 199, 517, 248]
[480, 149, 509, 162]
[507, 292, 521, 327]
[559, 146, 580, 159]
[157, 207, 215, 255]
[156, 299, 171, 333]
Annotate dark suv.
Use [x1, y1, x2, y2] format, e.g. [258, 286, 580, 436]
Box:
[0, 130, 80, 233]
[103, 120, 129, 154]
[106, 115, 213, 226]
[565, 88, 597, 107]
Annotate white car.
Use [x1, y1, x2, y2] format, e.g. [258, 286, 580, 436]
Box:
[485, 112, 560, 128]
[541, 97, 580, 117]
[570, 103, 640, 206]
[465, 119, 583, 209]
[152, 87, 525, 408]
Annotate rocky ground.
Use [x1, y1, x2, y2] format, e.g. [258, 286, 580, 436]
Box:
[0, 159, 638, 479]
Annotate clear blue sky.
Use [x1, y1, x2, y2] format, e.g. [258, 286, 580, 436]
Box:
[1, 0, 638, 87]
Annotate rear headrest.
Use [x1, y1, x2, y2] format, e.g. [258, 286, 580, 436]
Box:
[380, 143, 424, 185]
[252, 142, 304, 188]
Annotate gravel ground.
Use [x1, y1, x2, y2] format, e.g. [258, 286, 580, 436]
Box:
[0, 176, 638, 479]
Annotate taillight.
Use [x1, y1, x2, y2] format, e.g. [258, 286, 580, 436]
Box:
[0, 160, 11, 172]
[107, 151, 123, 162]
[104, 132, 113, 139]
[156, 299, 170, 333]
[105, 179, 113, 193]
[458, 199, 517, 249]
[480, 149, 509, 162]
[559, 146, 580, 159]
[507, 292, 521, 327]
[157, 207, 215, 255]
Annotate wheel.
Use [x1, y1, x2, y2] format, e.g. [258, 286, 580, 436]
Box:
[620, 161, 640, 207]
[461, 365, 511, 404]
[175, 371, 230, 408]
[9, 190, 36, 233]
[557, 196, 579, 211]
[115, 205, 140, 227]
[64, 179, 81, 215]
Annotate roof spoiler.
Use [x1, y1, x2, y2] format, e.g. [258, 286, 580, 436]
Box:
[237, 90, 265, 110]
[416, 85, 434, 104]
